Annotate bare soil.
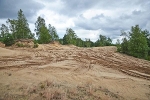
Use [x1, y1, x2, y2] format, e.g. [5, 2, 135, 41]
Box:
[0, 44, 150, 100]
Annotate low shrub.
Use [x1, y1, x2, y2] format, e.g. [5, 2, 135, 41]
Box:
[16, 43, 24, 47]
[34, 43, 39, 48]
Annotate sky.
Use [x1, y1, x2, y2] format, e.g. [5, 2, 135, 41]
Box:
[0, 0, 150, 43]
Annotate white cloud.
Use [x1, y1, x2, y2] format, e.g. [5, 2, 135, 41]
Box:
[75, 29, 106, 42]
[145, 22, 150, 30]
[29, 23, 35, 33]
[36, 8, 75, 36]
[0, 0, 150, 43]
[83, 9, 119, 19]
[0, 19, 7, 26]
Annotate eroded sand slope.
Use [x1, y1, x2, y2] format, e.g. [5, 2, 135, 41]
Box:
[0, 44, 150, 100]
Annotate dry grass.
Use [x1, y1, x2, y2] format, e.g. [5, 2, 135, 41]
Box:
[0, 79, 123, 100]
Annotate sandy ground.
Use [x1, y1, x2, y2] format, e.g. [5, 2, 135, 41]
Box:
[0, 44, 150, 100]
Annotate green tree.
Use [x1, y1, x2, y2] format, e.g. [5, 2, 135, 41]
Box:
[142, 30, 150, 56]
[85, 38, 91, 47]
[120, 30, 129, 54]
[3, 33, 14, 46]
[63, 28, 77, 45]
[48, 24, 59, 41]
[128, 25, 149, 59]
[0, 24, 9, 41]
[0, 24, 15, 46]
[63, 34, 68, 44]
[35, 16, 51, 44]
[38, 25, 51, 44]
[16, 9, 33, 39]
[106, 37, 112, 46]
[99, 35, 107, 46]
[76, 38, 84, 47]
[7, 19, 17, 39]
[95, 34, 112, 46]
[116, 39, 121, 52]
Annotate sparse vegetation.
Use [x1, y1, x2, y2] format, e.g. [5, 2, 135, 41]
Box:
[5, 80, 120, 100]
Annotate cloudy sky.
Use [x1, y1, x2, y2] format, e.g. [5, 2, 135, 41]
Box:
[0, 0, 150, 43]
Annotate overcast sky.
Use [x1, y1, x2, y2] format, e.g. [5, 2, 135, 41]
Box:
[0, 0, 150, 43]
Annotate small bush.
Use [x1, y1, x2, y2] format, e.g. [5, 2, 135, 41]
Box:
[34, 43, 39, 48]
[3, 34, 14, 46]
[17, 43, 24, 47]
[40, 83, 45, 89]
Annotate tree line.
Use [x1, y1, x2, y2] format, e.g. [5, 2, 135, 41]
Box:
[0, 9, 150, 60]
[0, 9, 59, 46]
[0, 9, 112, 47]
[60, 28, 112, 47]
[116, 25, 150, 60]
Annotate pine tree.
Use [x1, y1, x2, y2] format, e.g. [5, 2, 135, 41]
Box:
[16, 9, 32, 39]
[35, 16, 51, 44]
